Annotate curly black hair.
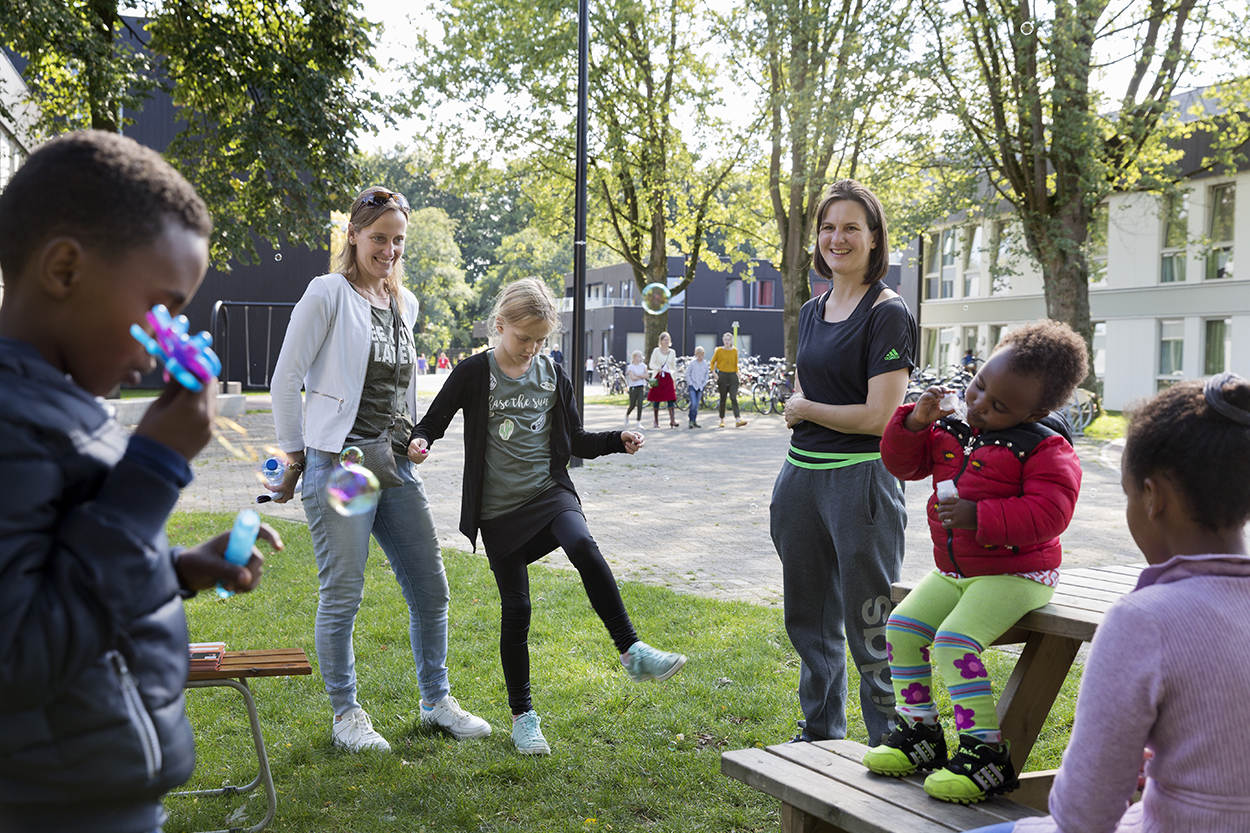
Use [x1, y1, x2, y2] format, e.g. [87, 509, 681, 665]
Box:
[0, 130, 210, 282]
[995, 320, 1089, 413]
[1124, 375, 1250, 531]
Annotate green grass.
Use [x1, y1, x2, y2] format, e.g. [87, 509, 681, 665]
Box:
[1083, 410, 1126, 441]
[168, 512, 1080, 832]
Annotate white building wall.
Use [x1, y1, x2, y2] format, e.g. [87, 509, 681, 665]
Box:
[1103, 319, 1156, 410]
[1106, 191, 1159, 288]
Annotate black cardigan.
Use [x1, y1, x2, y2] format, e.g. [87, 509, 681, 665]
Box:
[410, 350, 626, 549]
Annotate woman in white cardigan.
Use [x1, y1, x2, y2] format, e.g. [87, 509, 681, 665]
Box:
[647, 331, 679, 428]
[269, 187, 488, 753]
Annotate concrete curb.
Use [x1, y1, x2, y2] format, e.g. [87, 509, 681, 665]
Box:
[110, 393, 248, 425]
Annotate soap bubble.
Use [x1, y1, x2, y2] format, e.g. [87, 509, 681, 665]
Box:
[340, 446, 364, 466]
[641, 282, 671, 315]
[327, 463, 380, 516]
[273, 252, 283, 262]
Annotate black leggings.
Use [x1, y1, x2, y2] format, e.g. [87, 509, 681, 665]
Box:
[717, 371, 741, 419]
[490, 511, 638, 714]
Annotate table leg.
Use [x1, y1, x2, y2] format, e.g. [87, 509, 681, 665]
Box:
[782, 802, 844, 833]
[996, 632, 1080, 772]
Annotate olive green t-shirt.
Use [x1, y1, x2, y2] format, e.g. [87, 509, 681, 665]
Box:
[481, 351, 557, 519]
[348, 304, 415, 454]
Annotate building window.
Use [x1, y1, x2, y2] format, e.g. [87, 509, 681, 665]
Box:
[1206, 183, 1234, 280]
[962, 225, 983, 297]
[1092, 321, 1106, 378]
[1204, 318, 1231, 375]
[621, 281, 632, 300]
[1160, 192, 1188, 283]
[756, 280, 775, 307]
[990, 220, 1013, 295]
[1087, 203, 1108, 285]
[1158, 318, 1184, 388]
[725, 279, 745, 307]
[940, 229, 956, 298]
[988, 323, 1004, 352]
[810, 278, 830, 297]
[923, 232, 940, 300]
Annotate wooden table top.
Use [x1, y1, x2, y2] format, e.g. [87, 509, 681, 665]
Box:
[892, 563, 1145, 643]
[187, 648, 312, 682]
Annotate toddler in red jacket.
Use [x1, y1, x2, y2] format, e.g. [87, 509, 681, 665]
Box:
[862, 320, 1088, 804]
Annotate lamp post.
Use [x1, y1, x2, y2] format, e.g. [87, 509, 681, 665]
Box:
[570, 0, 589, 467]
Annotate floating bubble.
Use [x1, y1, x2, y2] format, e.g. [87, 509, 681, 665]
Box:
[340, 445, 364, 466]
[640, 282, 671, 315]
[327, 463, 380, 516]
[1019, 19, 1035, 34]
[274, 252, 283, 262]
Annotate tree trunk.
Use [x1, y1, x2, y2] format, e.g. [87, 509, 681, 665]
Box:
[1033, 209, 1096, 390]
[87, 0, 121, 132]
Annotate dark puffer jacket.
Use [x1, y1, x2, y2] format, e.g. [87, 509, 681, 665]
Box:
[0, 340, 195, 833]
[881, 402, 1082, 577]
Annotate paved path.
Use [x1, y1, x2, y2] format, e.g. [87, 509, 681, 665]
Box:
[151, 377, 1139, 607]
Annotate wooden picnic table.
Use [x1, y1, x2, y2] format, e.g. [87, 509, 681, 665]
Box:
[890, 562, 1145, 807]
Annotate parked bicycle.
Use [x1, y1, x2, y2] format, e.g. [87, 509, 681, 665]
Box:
[750, 357, 794, 415]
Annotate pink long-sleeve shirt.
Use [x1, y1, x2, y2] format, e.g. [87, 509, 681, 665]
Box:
[1014, 553, 1250, 833]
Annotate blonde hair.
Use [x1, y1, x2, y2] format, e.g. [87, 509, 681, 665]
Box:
[333, 186, 410, 312]
[488, 277, 562, 346]
[631, 350, 644, 362]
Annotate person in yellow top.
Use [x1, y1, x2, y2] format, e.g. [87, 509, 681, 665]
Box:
[710, 332, 748, 428]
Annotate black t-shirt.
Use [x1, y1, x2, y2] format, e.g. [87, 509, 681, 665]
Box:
[791, 281, 917, 454]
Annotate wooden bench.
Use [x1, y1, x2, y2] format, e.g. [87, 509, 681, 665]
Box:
[174, 648, 312, 833]
[722, 738, 1039, 832]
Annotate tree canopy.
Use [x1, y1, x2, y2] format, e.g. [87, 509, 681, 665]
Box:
[1, 0, 382, 267]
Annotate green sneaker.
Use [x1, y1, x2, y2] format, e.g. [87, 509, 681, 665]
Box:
[923, 735, 1018, 804]
[862, 717, 947, 776]
[622, 641, 687, 682]
[511, 710, 551, 755]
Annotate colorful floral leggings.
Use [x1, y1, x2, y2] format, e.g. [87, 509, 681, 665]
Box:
[885, 570, 1054, 742]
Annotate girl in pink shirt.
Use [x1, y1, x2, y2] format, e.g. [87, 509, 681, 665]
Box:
[965, 372, 1250, 832]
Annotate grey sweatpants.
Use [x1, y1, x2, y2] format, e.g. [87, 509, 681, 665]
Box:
[770, 457, 907, 743]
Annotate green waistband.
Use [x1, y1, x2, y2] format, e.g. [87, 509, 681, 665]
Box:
[785, 446, 881, 470]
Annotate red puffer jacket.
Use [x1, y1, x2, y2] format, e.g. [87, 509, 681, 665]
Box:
[881, 403, 1082, 576]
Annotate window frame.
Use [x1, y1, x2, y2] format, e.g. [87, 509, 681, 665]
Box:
[1205, 183, 1235, 281]
[1160, 191, 1188, 284]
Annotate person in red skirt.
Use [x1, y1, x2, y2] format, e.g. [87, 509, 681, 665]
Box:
[647, 331, 679, 428]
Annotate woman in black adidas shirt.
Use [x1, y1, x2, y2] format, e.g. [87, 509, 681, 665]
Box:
[770, 180, 917, 746]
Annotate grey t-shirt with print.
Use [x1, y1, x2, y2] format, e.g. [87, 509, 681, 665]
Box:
[348, 304, 415, 454]
[481, 350, 557, 519]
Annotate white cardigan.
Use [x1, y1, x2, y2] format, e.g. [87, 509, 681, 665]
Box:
[649, 346, 676, 376]
[271, 273, 420, 454]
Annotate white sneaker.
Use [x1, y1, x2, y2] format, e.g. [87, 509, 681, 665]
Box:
[332, 707, 391, 752]
[635, 421, 644, 430]
[420, 694, 492, 739]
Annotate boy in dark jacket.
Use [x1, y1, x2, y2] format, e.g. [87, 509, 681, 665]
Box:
[0, 131, 278, 833]
[862, 320, 1088, 804]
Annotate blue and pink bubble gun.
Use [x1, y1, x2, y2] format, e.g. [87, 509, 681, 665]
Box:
[130, 305, 221, 392]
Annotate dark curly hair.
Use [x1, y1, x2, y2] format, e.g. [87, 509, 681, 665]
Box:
[1124, 375, 1250, 531]
[995, 320, 1089, 413]
[0, 130, 211, 281]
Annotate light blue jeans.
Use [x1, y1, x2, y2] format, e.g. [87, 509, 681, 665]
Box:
[302, 447, 450, 715]
[688, 385, 704, 423]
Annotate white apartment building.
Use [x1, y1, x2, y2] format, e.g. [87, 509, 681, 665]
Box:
[916, 163, 1249, 412]
[0, 51, 37, 300]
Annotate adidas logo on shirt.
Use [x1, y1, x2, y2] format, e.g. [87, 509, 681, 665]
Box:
[884, 348, 900, 361]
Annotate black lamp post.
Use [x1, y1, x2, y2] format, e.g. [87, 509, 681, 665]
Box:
[570, 0, 589, 466]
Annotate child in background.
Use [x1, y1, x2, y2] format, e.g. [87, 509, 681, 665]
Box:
[685, 345, 709, 428]
[409, 277, 686, 756]
[625, 349, 648, 429]
[965, 373, 1250, 832]
[0, 131, 277, 832]
[863, 321, 1088, 803]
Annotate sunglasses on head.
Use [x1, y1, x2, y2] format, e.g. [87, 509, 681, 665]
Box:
[355, 188, 410, 212]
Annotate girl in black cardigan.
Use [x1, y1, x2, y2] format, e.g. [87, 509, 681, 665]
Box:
[409, 278, 686, 755]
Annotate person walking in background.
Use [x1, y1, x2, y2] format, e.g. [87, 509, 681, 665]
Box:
[625, 349, 648, 429]
[711, 331, 748, 428]
[408, 277, 686, 756]
[270, 186, 490, 753]
[647, 331, 679, 428]
[437, 351, 451, 373]
[417, 353, 429, 375]
[685, 345, 710, 428]
[551, 346, 564, 366]
[772, 179, 917, 746]
[585, 355, 595, 384]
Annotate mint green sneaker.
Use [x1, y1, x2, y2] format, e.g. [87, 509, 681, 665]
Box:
[622, 641, 687, 682]
[511, 710, 551, 755]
